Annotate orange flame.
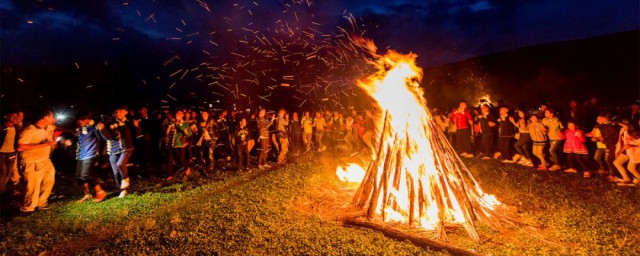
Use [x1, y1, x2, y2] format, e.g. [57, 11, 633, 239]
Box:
[336, 41, 503, 241]
[337, 164, 366, 183]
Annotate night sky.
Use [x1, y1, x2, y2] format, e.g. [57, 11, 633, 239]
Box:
[1, 0, 638, 110]
[2, 0, 638, 66]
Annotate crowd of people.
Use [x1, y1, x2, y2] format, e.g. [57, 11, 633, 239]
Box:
[434, 98, 640, 186]
[1, 97, 639, 215]
[0, 104, 378, 214]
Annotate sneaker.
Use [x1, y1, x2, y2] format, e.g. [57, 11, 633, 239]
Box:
[583, 171, 592, 178]
[536, 166, 548, 171]
[563, 168, 578, 173]
[37, 204, 51, 211]
[548, 165, 562, 171]
[77, 194, 93, 203]
[19, 210, 34, 216]
[512, 154, 521, 163]
[493, 152, 501, 159]
[522, 162, 534, 167]
[185, 168, 192, 176]
[258, 165, 264, 169]
[502, 159, 515, 163]
[120, 178, 130, 190]
[118, 190, 128, 198]
[634, 179, 640, 185]
[464, 154, 474, 158]
[263, 164, 272, 168]
[460, 153, 468, 157]
[93, 190, 107, 203]
[481, 156, 491, 160]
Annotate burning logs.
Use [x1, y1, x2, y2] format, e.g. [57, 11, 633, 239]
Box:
[343, 217, 484, 256]
[339, 47, 510, 242]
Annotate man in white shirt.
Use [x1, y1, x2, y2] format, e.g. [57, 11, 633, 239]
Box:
[17, 109, 57, 213]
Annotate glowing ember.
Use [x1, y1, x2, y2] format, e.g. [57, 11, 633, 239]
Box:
[337, 38, 508, 241]
[337, 164, 366, 183]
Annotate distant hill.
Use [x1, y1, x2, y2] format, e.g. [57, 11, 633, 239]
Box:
[422, 30, 640, 109]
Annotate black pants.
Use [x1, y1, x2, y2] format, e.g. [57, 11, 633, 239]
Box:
[513, 133, 533, 160]
[236, 143, 250, 168]
[566, 153, 588, 171]
[497, 137, 514, 159]
[76, 157, 100, 186]
[479, 133, 494, 156]
[168, 147, 189, 175]
[455, 128, 471, 153]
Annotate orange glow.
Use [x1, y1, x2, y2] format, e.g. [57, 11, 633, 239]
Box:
[336, 39, 504, 240]
[337, 164, 366, 183]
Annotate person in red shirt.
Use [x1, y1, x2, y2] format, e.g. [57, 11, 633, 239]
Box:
[451, 101, 474, 158]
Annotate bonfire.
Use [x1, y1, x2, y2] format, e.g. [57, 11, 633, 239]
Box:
[338, 40, 509, 242]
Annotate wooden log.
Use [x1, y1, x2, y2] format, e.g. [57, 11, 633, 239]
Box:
[355, 111, 390, 207]
[343, 218, 484, 256]
[407, 173, 416, 225]
[388, 149, 403, 211]
[368, 144, 393, 219]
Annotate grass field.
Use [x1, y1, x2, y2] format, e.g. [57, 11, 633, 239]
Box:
[1, 152, 639, 255]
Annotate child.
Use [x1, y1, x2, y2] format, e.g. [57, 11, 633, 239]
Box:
[528, 115, 548, 171]
[562, 121, 590, 178]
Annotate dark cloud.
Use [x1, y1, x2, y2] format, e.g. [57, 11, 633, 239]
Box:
[1, 0, 638, 67]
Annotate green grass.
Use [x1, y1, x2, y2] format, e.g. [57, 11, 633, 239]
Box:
[1, 154, 639, 255]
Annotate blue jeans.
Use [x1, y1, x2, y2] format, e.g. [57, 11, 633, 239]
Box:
[109, 150, 133, 188]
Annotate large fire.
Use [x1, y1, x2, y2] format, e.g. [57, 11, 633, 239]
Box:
[338, 41, 505, 241]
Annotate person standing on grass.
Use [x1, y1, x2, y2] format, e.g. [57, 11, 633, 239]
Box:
[98, 105, 139, 198]
[562, 121, 590, 178]
[496, 106, 516, 163]
[0, 110, 20, 194]
[276, 109, 289, 165]
[586, 116, 609, 175]
[344, 113, 356, 151]
[17, 109, 57, 213]
[74, 112, 107, 203]
[542, 109, 564, 171]
[451, 101, 473, 158]
[289, 112, 301, 154]
[474, 105, 496, 160]
[166, 110, 193, 179]
[595, 114, 622, 181]
[528, 115, 548, 170]
[235, 118, 251, 170]
[196, 110, 218, 173]
[513, 109, 533, 166]
[257, 109, 274, 168]
[314, 111, 327, 152]
[301, 111, 313, 152]
[613, 121, 640, 187]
